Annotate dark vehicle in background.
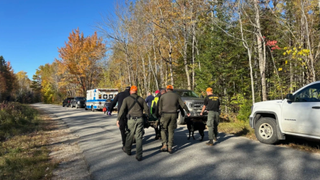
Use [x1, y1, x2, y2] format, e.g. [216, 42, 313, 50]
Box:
[70, 97, 86, 109]
[63, 97, 74, 107]
[173, 89, 207, 125]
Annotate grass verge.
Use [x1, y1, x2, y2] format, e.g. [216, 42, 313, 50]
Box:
[218, 113, 320, 153]
[219, 120, 256, 140]
[0, 102, 57, 179]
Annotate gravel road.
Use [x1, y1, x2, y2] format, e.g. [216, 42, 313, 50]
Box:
[33, 103, 320, 180]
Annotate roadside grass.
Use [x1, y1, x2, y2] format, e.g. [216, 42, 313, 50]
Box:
[218, 113, 256, 140]
[0, 102, 57, 179]
[218, 113, 320, 153]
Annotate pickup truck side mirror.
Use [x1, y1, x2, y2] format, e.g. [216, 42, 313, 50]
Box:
[286, 94, 294, 102]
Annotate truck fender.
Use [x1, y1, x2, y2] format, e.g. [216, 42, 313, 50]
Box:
[253, 111, 285, 140]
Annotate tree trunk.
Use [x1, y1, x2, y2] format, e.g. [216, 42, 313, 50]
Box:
[168, 40, 174, 86]
[301, 1, 316, 83]
[152, 28, 158, 76]
[165, 63, 168, 86]
[125, 44, 132, 85]
[195, 37, 200, 70]
[158, 41, 164, 87]
[183, 2, 191, 90]
[191, 2, 196, 90]
[192, 23, 195, 90]
[238, 1, 255, 103]
[147, 51, 159, 90]
[253, 0, 267, 101]
[141, 55, 147, 96]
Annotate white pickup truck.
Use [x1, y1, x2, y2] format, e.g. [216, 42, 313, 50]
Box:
[249, 81, 320, 144]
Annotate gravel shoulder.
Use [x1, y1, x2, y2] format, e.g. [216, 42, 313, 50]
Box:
[41, 110, 91, 180]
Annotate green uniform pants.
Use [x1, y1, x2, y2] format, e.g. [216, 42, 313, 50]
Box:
[160, 113, 178, 148]
[207, 111, 219, 140]
[125, 117, 144, 159]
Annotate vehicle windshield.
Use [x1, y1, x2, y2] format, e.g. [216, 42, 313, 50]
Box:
[174, 90, 199, 97]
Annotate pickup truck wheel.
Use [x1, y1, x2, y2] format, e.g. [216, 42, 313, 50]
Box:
[255, 117, 278, 144]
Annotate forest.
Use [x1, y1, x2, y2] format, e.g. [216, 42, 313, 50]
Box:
[1, 0, 320, 120]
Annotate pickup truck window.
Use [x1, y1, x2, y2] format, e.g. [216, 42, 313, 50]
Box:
[294, 84, 320, 102]
[174, 90, 199, 97]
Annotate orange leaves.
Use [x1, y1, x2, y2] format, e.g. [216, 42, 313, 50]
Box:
[58, 29, 105, 75]
[57, 29, 106, 95]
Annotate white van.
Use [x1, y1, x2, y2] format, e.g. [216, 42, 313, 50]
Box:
[85, 88, 118, 111]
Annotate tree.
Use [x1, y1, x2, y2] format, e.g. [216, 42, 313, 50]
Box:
[0, 56, 17, 101]
[16, 71, 32, 103]
[57, 29, 106, 96]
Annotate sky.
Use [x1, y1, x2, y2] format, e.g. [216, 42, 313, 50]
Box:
[0, 0, 119, 79]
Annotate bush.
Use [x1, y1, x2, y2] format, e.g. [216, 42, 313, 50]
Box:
[0, 102, 39, 141]
[237, 99, 252, 122]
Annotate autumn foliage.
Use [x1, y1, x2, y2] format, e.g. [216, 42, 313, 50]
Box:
[0, 56, 17, 102]
[57, 29, 106, 97]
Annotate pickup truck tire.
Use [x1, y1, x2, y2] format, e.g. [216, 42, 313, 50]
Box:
[254, 117, 278, 144]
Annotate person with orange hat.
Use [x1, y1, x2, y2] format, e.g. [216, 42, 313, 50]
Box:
[200, 87, 220, 146]
[158, 85, 190, 153]
[117, 85, 149, 161]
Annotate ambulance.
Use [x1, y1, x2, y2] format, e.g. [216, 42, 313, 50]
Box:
[85, 88, 118, 111]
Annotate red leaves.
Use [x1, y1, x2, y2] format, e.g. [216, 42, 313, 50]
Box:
[266, 39, 281, 51]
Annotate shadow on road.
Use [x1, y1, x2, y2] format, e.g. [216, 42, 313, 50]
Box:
[34, 104, 320, 180]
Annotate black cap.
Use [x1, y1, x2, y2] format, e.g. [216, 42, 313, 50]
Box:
[125, 86, 130, 90]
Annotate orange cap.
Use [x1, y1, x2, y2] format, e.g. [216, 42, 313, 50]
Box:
[206, 87, 213, 92]
[130, 85, 138, 91]
[166, 85, 173, 90]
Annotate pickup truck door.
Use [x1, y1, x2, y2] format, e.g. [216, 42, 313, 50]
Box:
[281, 100, 308, 134]
[281, 84, 320, 136]
[308, 102, 320, 136]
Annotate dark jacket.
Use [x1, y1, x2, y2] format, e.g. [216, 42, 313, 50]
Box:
[104, 99, 112, 109]
[145, 95, 154, 107]
[109, 89, 130, 113]
[117, 94, 149, 120]
[158, 90, 190, 115]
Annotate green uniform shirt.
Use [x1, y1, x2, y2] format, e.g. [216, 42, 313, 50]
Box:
[158, 91, 190, 115]
[117, 94, 149, 121]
